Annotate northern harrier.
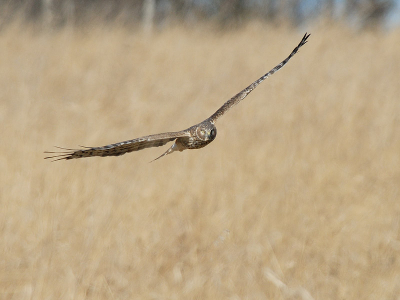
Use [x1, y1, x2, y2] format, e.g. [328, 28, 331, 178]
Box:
[45, 33, 310, 162]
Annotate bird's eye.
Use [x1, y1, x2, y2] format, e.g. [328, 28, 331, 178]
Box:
[200, 130, 205, 135]
[210, 128, 216, 139]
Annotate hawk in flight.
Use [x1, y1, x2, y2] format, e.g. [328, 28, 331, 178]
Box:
[45, 33, 310, 162]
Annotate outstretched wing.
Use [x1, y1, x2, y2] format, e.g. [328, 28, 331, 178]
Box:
[207, 33, 310, 124]
[44, 131, 189, 161]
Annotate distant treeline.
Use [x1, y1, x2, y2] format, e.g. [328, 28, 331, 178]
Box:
[0, 0, 396, 29]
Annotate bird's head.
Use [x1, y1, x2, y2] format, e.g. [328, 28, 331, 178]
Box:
[196, 123, 217, 141]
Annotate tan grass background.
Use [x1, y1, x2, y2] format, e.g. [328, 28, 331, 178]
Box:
[1, 22, 400, 299]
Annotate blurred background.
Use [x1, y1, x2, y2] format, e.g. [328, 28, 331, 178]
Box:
[1, 0, 400, 30]
[1, 1, 400, 299]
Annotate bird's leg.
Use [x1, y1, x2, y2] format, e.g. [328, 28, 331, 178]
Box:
[150, 141, 182, 162]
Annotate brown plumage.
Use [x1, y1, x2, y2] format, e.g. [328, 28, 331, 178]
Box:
[45, 33, 310, 162]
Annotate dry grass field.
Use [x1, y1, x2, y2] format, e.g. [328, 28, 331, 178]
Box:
[1, 21, 400, 299]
